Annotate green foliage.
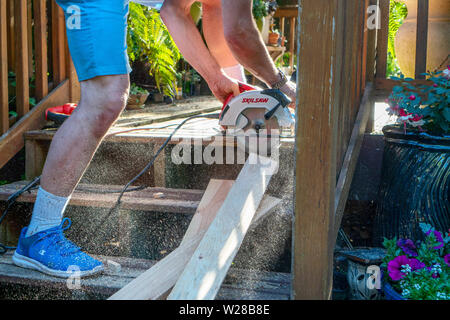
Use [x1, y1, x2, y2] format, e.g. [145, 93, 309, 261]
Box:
[388, 70, 450, 135]
[387, 1, 408, 77]
[130, 83, 149, 95]
[252, 0, 269, 21]
[127, 3, 181, 97]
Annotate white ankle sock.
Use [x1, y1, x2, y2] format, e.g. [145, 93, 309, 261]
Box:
[223, 64, 247, 83]
[25, 187, 71, 237]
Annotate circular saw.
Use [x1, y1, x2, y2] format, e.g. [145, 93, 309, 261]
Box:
[219, 82, 294, 155]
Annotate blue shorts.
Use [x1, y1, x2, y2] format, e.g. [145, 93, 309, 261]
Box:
[56, 0, 132, 81]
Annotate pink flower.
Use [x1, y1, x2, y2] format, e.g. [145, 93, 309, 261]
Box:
[444, 254, 450, 267]
[409, 95, 416, 101]
[387, 256, 425, 281]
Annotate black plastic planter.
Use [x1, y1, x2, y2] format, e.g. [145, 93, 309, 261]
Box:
[373, 125, 450, 245]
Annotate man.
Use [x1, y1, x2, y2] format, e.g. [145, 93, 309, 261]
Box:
[12, 0, 295, 277]
[159, 0, 296, 104]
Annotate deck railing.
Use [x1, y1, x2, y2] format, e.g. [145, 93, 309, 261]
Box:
[293, 0, 374, 299]
[0, 0, 79, 169]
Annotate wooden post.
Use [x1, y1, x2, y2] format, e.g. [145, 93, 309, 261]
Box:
[289, 17, 296, 73]
[6, 0, 15, 73]
[0, 0, 9, 134]
[365, 0, 378, 133]
[414, 0, 429, 79]
[51, 0, 66, 85]
[292, 0, 339, 300]
[15, 0, 29, 118]
[33, 0, 48, 101]
[375, 0, 390, 80]
[34, 0, 49, 102]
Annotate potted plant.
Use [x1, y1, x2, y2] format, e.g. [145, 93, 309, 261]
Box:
[373, 68, 450, 244]
[126, 83, 149, 110]
[381, 223, 450, 300]
[268, 24, 280, 46]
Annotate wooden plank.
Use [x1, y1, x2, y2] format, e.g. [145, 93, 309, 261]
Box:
[366, 0, 378, 83]
[414, 0, 429, 79]
[6, 0, 15, 72]
[334, 83, 373, 239]
[0, 252, 290, 300]
[293, 0, 338, 300]
[14, 0, 29, 117]
[168, 156, 276, 300]
[0, 0, 8, 134]
[0, 80, 69, 169]
[33, 0, 49, 101]
[0, 181, 204, 214]
[375, 0, 390, 79]
[25, 139, 47, 179]
[51, 0, 66, 85]
[273, 7, 298, 19]
[27, 0, 32, 78]
[109, 179, 234, 300]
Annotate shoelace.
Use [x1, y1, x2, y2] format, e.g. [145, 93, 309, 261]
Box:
[35, 218, 81, 256]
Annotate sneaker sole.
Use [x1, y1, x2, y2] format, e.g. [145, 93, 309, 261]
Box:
[12, 252, 104, 279]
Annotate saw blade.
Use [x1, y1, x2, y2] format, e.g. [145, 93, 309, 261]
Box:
[234, 108, 281, 156]
[237, 108, 280, 134]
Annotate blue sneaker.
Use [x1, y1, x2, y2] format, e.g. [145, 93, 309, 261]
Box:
[12, 218, 104, 278]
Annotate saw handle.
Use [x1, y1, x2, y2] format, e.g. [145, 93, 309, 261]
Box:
[221, 82, 258, 112]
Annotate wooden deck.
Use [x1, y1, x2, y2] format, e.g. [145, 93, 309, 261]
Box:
[0, 252, 291, 300]
[0, 181, 204, 215]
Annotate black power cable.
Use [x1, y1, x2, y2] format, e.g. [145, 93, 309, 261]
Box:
[0, 112, 220, 255]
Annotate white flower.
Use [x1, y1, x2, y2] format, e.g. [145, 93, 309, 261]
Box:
[443, 68, 450, 79]
[402, 289, 411, 297]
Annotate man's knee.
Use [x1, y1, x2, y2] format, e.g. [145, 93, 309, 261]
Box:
[81, 75, 130, 136]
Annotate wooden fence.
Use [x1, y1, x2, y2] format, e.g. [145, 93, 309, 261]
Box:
[0, 0, 79, 169]
[375, 0, 433, 90]
[293, 0, 374, 299]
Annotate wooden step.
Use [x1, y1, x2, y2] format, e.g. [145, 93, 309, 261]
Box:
[0, 181, 204, 214]
[0, 251, 291, 300]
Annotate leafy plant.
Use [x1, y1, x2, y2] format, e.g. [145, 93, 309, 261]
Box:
[387, 68, 450, 135]
[129, 83, 149, 95]
[387, 1, 408, 77]
[127, 3, 181, 97]
[381, 223, 450, 300]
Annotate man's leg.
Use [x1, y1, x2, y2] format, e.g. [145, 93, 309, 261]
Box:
[13, 0, 131, 278]
[201, 1, 246, 82]
[26, 75, 129, 236]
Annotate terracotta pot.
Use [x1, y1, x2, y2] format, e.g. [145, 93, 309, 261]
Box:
[126, 93, 148, 110]
[395, 0, 450, 77]
[268, 32, 280, 45]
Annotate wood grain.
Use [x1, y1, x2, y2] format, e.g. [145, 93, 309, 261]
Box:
[0, 181, 204, 214]
[14, 0, 29, 118]
[0, 80, 69, 169]
[293, 0, 338, 300]
[0, 0, 8, 134]
[109, 179, 234, 300]
[168, 156, 276, 300]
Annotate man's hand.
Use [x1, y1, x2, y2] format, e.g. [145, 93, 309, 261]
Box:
[279, 81, 297, 108]
[208, 71, 241, 103]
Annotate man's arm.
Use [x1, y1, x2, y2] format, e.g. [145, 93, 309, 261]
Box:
[160, 0, 240, 102]
[221, 0, 296, 105]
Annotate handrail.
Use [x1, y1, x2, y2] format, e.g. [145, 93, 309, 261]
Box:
[0, 0, 79, 168]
